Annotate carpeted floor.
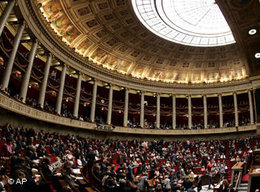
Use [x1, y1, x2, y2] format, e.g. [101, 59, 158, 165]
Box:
[241, 174, 249, 183]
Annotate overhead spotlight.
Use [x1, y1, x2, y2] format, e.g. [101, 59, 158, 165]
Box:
[248, 29, 257, 35]
[255, 52, 260, 59]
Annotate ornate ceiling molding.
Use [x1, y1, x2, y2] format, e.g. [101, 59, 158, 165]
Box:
[28, 0, 249, 84]
[16, 0, 257, 94]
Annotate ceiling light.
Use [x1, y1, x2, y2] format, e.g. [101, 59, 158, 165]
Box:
[248, 29, 257, 35]
[255, 53, 260, 59]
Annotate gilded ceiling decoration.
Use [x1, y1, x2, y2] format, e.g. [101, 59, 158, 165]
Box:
[35, 0, 248, 84]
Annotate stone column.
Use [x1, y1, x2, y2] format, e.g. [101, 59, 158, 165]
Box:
[234, 92, 239, 126]
[248, 90, 254, 124]
[188, 95, 192, 129]
[253, 89, 258, 124]
[172, 95, 176, 129]
[38, 53, 52, 108]
[1, 22, 25, 89]
[123, 88, 129, 127]
[203, 95, 208, 128]
[156, 93, 160, 129]
[55, 64, 66, 115]
[73, 72, 82, 118]
[20, 40, 38, 102]
[140, 91, 144, 128]
[219, 94, 223, 128]
[107, 85, 113, 124]
[90, 79, 97, 122]
[0, 0, 16, 37]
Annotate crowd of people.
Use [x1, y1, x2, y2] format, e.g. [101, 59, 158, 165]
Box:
[92, 136, 258, 192]
[0, 123, 259, 192]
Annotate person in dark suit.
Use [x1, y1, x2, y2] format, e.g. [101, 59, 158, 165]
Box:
[196, 175, 202, 192]
[187, 185, 196, 192]
[219, 179, 229, 192]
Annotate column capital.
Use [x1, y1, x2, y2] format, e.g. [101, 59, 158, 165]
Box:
[61, 63, 67, 70]
[16, 20, 27, 30]
[77, 71, 83, 76]
[59, 61, 65, 67]
[29, 38, 38, 44]
[46, 51, 52, 58]
[92, 78, 98, 83]
[17, 19, 26, 26]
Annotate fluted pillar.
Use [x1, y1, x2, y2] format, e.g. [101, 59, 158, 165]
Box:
[73, 72, 82, 118]
[123, 88, 129, 127]
[1, 22, 25, 89]
[20, 40, 38, 102]
[55, 64, 66, 115]
[90, 79, 97, 122]
[140, 91, 144, 128]
[218, 94, 223, 128]
[38, 53, 52, 108]
[172, 95, 176, 129]
[188, 95, 192, 129]
[248, 90, 254, 124]
[203, 95, 208, 128]
[107, 85, 113, 124]
[233, 92, 239, 126]
[0, 0, 16, 37]
[156, 93, 160, 129]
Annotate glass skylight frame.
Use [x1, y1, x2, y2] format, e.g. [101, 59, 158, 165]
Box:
[131, 0, 235, 47]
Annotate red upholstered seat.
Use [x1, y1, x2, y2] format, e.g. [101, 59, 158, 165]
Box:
[50, 155, 57, 163]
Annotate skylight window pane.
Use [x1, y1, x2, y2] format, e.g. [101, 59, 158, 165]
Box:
[132, 0, 235, 47]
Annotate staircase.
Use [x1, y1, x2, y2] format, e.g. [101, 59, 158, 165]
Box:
[237, 183, 248, 192]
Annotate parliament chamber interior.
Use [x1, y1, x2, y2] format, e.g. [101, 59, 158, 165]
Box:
[0, 0, 260, 192]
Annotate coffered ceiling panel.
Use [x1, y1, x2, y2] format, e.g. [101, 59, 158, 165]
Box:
[34, 0, 254, 84]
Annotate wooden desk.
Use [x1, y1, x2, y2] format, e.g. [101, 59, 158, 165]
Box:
[231, 162, 245, 185]
[233, 162, 245, 170]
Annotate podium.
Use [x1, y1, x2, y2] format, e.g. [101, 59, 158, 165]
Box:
[248, 149, 260, 192]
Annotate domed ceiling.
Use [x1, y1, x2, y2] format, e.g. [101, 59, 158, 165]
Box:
[34, 0, 249, 84]
[132, 0, 235, 47]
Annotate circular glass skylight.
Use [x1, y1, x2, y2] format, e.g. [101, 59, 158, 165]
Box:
[132, 0, 235, 47]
